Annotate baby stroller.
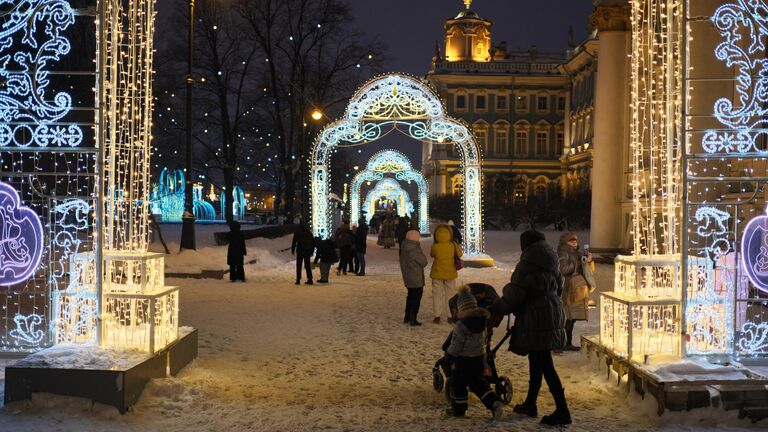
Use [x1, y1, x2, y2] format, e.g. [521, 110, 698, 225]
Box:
[431, 283, 513, 405]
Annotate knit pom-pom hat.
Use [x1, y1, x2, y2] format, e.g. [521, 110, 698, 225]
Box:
[456, 285, 478, 318]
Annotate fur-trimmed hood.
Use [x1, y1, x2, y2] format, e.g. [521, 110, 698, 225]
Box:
[458, 307, 490, 333]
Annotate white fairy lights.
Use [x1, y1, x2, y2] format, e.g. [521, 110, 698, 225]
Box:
[99, 0, 178, 354]
[350, 150, 429, 233]
[361, 178, 413, 220]
[310, 74, 486, 255]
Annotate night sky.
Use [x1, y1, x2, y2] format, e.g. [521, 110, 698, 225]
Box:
[349, 0, 595, 74]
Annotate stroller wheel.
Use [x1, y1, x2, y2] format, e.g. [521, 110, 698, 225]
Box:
[432, 367, 444, 392]
[496, 376, 513, 405]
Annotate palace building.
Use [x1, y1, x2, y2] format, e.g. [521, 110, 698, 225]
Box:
[423, 0, 631, 251]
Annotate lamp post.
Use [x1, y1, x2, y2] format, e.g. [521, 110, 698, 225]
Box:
[180, 0, 196, 250]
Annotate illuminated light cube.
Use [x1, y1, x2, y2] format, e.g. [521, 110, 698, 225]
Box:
[600, 292, 681, 362]
[102, 287, 179, 354]
[103, 252, 165, 294]
[613, 255, 681, 299]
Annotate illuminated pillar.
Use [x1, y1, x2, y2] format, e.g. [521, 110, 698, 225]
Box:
[589, 2, 630, 252]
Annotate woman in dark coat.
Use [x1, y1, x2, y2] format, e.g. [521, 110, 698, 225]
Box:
[399, 230, 427, 325]
[227, 221, 247, 282]
[494, 230, 571, 426]
[292, 223, 315, 285]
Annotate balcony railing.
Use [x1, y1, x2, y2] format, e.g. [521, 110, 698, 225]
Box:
[432, 60, 562, 75]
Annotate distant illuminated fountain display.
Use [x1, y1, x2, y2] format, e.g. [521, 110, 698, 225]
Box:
[150, 168, 246, 222]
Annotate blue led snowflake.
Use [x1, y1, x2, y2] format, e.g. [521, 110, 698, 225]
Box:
[0, 0, 83, 147]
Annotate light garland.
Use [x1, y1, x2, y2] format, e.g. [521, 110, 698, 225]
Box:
[310, 74, 485, 254]
[0, 181, 44, 285]
[350, 150, 429, 233]
[361, 178, 413, 219]
[100, 0, 179, 354]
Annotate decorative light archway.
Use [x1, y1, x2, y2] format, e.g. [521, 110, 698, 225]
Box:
[310, 74, 485, 255]
[361, 178, 413, 220]
[350, 149, 429, 233]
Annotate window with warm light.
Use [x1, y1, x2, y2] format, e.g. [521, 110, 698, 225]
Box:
[515, 95, 528, 112]
[515, 130, 528, 157]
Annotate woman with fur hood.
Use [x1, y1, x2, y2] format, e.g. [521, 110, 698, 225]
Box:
[557, 232, 593, 350]
[444, 285, 504, 420]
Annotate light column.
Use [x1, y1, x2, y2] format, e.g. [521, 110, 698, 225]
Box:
[589, 2, 630, 252]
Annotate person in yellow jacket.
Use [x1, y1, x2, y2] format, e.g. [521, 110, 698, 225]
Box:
[430, 224, 462, 324]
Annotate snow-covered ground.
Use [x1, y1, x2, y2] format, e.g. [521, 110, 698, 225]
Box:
[0, 229, 764, 431]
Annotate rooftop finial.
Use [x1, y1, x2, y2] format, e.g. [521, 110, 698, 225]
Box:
[464, 0, 472, 10]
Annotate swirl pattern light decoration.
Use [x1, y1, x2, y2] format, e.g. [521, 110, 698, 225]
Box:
[740, 208, 768, 294]
[362, 178, 412, 219]
[702, 1, 768, 154]
[0, 0, 83, 147]
[350, 150, 429, 233]
[0, 181, 44, 286]
[310, 74, 485, 255]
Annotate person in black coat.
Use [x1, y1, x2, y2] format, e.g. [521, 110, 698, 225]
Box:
[395, 216, 409, 249]
[494, 230, 571, 426]
[313, 237, 338, 283]
[292, 223, 315, 285]
[354, 218, 369, 276]
[227, 221, 247, 282]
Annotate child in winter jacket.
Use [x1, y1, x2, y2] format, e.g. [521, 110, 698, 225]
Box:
[444, 285, 504, 420]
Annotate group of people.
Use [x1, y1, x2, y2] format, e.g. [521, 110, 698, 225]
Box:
[375, 214, 413, 249]
[290, 218, 370, 285]
[397, 226, 593, 425]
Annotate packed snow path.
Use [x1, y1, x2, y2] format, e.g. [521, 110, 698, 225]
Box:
[0, 228, 763, 431]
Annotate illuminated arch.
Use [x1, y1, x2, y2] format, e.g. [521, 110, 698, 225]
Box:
[350, 149, 429, 233]
[310, 73, 485, 255]
[361, 178, 412, 220]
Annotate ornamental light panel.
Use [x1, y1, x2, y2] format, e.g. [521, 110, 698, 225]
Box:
[682, 0, 768, 357]
[0, 0, 99, 353]
[310, 74, 487, 257]
[350, 150, 429, 233]
[361, 178, 413, 220]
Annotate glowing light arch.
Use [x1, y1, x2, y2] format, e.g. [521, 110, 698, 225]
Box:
[350, 149, 429, 233]
[361, 178, 413, 220]
[310, 73, 485, 255]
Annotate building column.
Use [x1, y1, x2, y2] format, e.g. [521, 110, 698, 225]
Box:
[589, 2, 629, 253]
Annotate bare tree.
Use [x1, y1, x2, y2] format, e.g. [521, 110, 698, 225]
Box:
[235, 0, 385, 220]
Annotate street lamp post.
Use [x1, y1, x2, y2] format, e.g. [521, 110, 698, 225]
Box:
[180, 0, 196, 250]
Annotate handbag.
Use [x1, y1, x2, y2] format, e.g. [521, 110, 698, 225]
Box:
[567, 274, 590, 305]
[453, 242, 463, 271]
[581, 258, 597, 292]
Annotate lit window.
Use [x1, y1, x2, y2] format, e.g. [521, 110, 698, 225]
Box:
[536, 131, 548, 155]
[515, 130, 528, 156]
[495, 129, 508, 156]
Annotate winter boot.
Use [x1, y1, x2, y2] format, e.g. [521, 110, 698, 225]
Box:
[541, 388, 572, 426]
[492, 400, 505, 420]
[513, 381, 540, 417]
[295, 279, 300, 285]
[305, 280, 313, 285]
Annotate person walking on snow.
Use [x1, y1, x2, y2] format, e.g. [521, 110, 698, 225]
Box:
[493, 230, 571, 426]
[292, 222, 315, 285]
[430, 224, 462, 324]
[399, 230, 427, 326]
[334, 220, 354, 275]
[557, 232, 594, 351]
[313, 237, 338, 283]
[378, 214, 396, 249]
[444, 285, 504, 419]
[227, 221, 247, 282]
[354, 218, 369, 276]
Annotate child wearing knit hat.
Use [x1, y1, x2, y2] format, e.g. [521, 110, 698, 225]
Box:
[443, 285, 504, 420]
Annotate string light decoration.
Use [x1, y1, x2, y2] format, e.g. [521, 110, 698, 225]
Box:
[1, 0, 99, 353]
[361, 178, 413, 220]
[681, 0, 768, 357]
[100, 0, 179, 354]
[599, 0, 687, 362]
[220, 186, 247, 220]
[310, 74, 487, 257]
[149, 168, 217, 222]
[350, 150, 429, 232]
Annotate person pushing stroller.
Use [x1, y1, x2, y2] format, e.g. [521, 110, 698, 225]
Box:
[443, 285, 504, 420]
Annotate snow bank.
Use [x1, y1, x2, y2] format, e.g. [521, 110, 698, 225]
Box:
[11, 344, 149, 371]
